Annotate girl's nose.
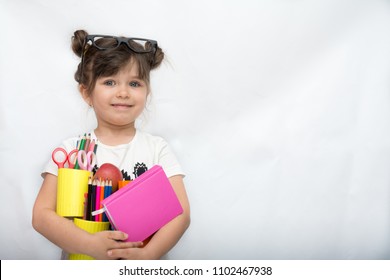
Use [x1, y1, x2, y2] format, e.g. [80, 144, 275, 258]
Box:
[116, 85, 130, 98]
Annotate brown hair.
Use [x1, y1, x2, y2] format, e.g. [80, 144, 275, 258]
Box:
[71, 30, 164, 95]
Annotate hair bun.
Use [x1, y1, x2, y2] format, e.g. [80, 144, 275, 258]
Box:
[151, 46, 164, 69]
[71, 30, 89, 58]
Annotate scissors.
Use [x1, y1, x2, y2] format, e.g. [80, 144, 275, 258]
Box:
[52, 147, 78, 169]
[77, 150, 97, 171]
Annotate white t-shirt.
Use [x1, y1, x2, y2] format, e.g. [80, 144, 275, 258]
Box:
[43, 130, 185, 179]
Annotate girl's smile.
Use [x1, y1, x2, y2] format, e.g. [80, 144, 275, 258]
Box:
[111, 103, 134, 109]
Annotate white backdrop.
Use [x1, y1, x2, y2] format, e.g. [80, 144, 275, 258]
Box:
[1, 0, 390, 260]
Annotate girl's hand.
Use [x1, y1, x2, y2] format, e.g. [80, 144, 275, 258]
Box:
[86, 230, 143, 259]
[107, 246, 153, 260]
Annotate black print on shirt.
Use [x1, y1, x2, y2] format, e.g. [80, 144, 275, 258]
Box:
[121, 169, 132, 181]
[133, 162, 148, 178]
[121, 162, 148, 181]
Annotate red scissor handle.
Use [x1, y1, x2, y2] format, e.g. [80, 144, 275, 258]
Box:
[52, 147, 68, 169]
[67, 149, 79, 169]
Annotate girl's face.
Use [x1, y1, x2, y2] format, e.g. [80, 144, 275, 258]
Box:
[83, 60, 148, 130]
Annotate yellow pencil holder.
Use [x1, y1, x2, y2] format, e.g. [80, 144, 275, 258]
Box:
[56, 168, 90, 217]
[68, 218, 110, 260]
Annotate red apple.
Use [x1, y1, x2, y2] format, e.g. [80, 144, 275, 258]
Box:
[94, 163, 123, 192]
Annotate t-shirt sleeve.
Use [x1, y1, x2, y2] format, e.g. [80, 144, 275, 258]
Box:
[156, 137, 185, 178]
[42, 156, 59, 178]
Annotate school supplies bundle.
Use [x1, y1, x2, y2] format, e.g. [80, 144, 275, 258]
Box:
[92, 165, 183, 242]
[52, 136, 183, 257]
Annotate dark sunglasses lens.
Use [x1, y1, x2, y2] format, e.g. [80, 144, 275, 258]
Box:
[127, 39, 154, 53]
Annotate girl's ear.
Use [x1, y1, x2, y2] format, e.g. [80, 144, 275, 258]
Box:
[79, 85, 92, 107]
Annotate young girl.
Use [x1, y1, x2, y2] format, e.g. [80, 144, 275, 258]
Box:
[32, 30, 190, 260]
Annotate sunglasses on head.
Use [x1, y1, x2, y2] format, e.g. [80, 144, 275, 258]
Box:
[84, 35, 158, 55]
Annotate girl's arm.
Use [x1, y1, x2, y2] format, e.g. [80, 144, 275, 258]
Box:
[32, 173, 142, 259]
[107, 175, 191, 259]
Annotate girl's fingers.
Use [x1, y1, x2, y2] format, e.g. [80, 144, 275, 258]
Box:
[115, 241, 144, 249]
[107, 230, 128, 241]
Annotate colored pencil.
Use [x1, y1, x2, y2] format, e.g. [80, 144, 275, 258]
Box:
[91, 180, 96, 221]
[74, 134, 86, 169]
[95, 180, 101, 222]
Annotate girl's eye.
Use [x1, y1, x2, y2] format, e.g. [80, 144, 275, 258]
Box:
[104, 80, 115, 86]
[130, 81, 141, 87]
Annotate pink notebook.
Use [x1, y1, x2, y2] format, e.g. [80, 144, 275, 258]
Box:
[100, 165, 183, 242]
